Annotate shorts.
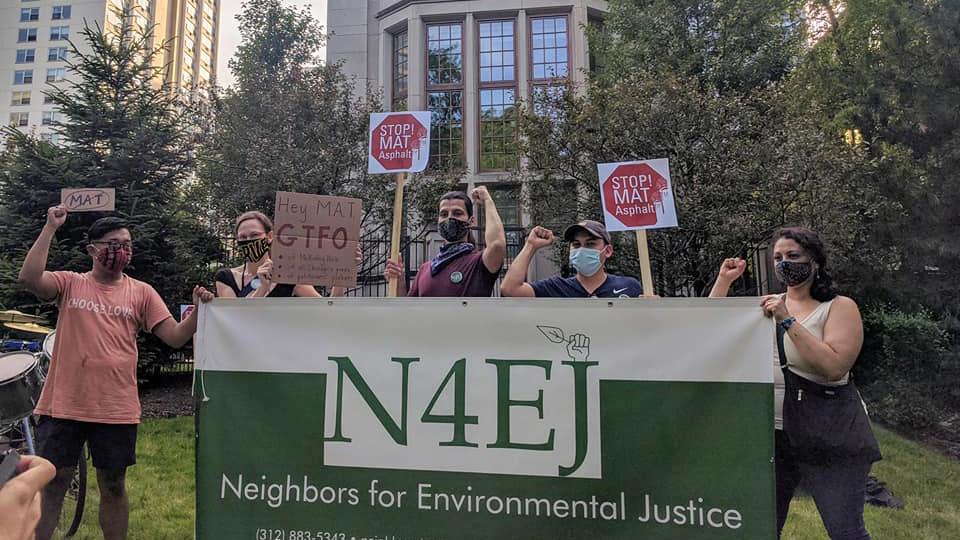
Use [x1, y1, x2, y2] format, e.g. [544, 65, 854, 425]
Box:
[36, 415, 138, 470]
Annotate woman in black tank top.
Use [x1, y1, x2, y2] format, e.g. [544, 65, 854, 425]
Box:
[214, 211, 352, 299]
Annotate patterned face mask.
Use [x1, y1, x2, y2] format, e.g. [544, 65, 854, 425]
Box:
[237, 237, 270, 263]
[775, 260, 814, 287]
[94, 243, 132, 273]
[438, 218, 471, 243]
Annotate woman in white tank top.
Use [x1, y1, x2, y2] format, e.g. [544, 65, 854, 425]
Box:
[710, 227, 879, 540]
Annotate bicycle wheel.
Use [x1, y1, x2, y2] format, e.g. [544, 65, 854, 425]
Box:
[58, 445, 87, 537]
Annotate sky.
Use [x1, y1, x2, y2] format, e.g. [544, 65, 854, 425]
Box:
[217, 1, 328, 88]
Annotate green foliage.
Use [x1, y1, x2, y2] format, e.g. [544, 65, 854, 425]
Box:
[868, 379, 943, 431]
[520, 0, 888, 296]
[857, 307, 958, 431]
[786, 0, 960, 318]
[192, 0, 391, 236]
[858, 307, 948, 384]
[0, 17, 220, 362]
[600, 0, 806, 93]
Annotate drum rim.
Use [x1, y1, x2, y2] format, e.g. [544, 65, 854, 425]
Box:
[42, 330, 56, 358]
[0, 351, 40, 383]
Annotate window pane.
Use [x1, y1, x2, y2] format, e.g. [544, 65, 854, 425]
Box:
[427, 23, 463, 86]
[14, 70, 33, 84]
[530, 16, 569, 81]
[478, 20, 515, 82]
[428, 91, 465, 171]
[392, 31, 408, 110]
[488, 185, 522, 227]
[19, 28, 38, 43]
[479, 88, 518, 171]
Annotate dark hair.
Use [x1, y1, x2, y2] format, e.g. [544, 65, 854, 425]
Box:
[235, 211, 273, 234]
[439, 191, 473, 218]
[87, 217, 129, 243]
[774, 227, 838, 302]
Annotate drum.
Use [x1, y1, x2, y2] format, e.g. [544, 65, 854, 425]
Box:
[41, 331, 56, 363]
[0, 352, 43, 424]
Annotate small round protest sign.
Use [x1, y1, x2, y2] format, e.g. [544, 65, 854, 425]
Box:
[598, 159, 678, 231]
[368, 112, 431, 174]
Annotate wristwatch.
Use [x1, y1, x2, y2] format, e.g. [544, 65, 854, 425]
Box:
[780, 316, 797, 331]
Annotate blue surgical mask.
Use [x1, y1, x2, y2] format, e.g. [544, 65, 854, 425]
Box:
[569, 248, 603, 277]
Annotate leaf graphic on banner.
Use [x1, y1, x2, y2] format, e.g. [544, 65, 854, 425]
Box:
[537, 325, 566, 344]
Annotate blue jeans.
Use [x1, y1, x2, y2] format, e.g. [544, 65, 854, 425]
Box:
[776, 430, 872, 540]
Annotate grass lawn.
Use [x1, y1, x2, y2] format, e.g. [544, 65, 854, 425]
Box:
[57, 418, 959, 539]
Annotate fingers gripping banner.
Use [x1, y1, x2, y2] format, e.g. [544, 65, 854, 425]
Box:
[195, 298, 776, 540]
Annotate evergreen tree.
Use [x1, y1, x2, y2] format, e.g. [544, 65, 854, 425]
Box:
[0, 15, 220, 361]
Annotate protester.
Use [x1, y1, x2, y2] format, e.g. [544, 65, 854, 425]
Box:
[501, 220, 643, 298]
[710, 226, 880, 540]
[215, 211, 356, 298]
[18, 207, 215, 540]
[0, 455, 56, 540]
[383, 187, 506, 297]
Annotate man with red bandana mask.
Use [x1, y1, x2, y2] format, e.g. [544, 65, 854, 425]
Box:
[18, 205, 214, 540]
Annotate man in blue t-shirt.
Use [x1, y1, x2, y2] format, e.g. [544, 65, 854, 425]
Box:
[501, 220, 644, 298]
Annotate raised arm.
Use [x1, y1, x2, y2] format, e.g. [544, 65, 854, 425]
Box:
[19, 206, 68, 301]
[501, 226, 554, 298]
[708, 257, 747, 298]
[472, 186, 506, 274]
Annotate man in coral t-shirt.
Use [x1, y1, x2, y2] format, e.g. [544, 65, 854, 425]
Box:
[19, 206, 214, 540]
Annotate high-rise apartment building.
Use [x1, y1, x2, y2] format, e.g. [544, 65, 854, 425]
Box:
[1, 0, 220, 142]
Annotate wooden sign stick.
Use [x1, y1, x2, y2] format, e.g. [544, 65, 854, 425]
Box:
[387, 172, 406, 297]
[635, 229, 654, 297]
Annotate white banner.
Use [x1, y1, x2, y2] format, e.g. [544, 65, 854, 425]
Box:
[196, 298, 773, 480]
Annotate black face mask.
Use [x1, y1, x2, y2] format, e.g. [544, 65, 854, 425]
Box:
[438, 218, 470, 243]
[237, 237, 270, 263]
[775, 260, 814, 287]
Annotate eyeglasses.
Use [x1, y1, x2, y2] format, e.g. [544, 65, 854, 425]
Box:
[91, 240, 133, 250]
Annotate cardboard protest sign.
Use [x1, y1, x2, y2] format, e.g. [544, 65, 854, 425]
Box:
[597, 159, 678, 231]
[368, 112, 431, 174]
[196, 298, 776, 539]
[271, 192, 362, 288]
[61, 188, 115, 212]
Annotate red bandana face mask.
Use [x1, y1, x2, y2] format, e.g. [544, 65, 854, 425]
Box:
[95, 244, 132, 272]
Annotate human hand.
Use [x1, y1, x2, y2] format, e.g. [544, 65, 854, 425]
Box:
[257, 259, 273, 285]
[761, 294, 790, 322]
[354, 246, 363, 265]
[384, 257, 404, 281]
[566, 334, 591, 362]
[470, 186, 491, 205]
[192, 286, 214, 304]
[526, 226, 555, 250]
[0, 454, 56, 540]
[45, 205, 68, 230]
[717, 257, 747, 284]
